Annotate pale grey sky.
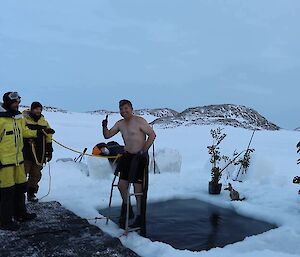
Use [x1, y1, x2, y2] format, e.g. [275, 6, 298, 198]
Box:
[1, 0, 299, 128]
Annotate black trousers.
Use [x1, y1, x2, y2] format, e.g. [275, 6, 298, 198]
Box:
[0, 183, 27, 225]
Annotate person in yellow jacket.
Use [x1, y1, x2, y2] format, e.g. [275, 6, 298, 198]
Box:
[23, 102, 55, 202]
[0, 92, 38, 231]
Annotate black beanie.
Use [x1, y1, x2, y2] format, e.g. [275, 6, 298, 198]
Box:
[31, 101, 43, 110]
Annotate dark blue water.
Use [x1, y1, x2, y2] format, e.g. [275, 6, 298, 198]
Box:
[99, 199, 277, 251]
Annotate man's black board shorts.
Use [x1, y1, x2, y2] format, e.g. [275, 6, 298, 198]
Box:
[115, 152, 149, 183]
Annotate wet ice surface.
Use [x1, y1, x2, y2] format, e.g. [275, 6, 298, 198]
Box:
[100, 198, 277, 251]
[0, 201, 140, 257]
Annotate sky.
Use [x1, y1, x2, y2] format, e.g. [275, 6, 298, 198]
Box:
[0, 0, 299, 129]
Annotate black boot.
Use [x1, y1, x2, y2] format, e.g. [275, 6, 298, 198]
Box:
[118, 203, 134, 229]
[15, 212, 37, 222]
[0, 186, 20, 231]
[14, 183, 36, 222]
[27, 187, 38, 203]
[0, 221, 20, 231]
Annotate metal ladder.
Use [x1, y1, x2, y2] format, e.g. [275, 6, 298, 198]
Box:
[106, 156, 149, 236]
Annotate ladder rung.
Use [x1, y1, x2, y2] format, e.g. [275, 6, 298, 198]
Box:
[126, 227, 141, 232]
[129, 193, 143, 196]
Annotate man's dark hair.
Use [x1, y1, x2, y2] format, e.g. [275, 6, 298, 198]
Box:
[119, 99, 133, 109]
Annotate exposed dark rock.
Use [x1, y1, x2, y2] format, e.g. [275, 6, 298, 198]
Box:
[0, 201, 140, 257]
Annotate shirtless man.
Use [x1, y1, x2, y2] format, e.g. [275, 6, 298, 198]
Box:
[102, 99, 156, 230]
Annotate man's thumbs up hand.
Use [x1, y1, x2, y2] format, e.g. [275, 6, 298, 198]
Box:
[102, 115, 108, 128]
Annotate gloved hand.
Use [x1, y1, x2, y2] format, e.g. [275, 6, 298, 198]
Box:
[293, 176, 300, 184]
[37, 129, 45, 138]
[102, 115, 108, 127]
[44, 128, 55, 134]
[45, 143, 53, 162]
[45, 151, 52, 162]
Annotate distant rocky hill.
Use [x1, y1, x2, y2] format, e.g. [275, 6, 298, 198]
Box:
[18, 103, 279, 130]
[20, 105, 68, 113]
[82, 104, 280, 130]
[151, 104, 280, 131]
[87, 108, 178, 118]
[134, 108, 178, 118]
[87, 109, 118, 115]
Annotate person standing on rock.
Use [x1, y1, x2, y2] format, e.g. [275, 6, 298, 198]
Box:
[23, 102, 55, 202]
[102, 99, 156, 233]
[0, 92, 37, 231]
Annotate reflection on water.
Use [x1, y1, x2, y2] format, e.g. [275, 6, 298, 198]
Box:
[100, 199, 276, 251]
[206, 213, 221, 249]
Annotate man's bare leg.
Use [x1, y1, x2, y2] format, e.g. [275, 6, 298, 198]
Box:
[128, 182, 143, 229]
[118, 179, 129, 202]
[117, 179, 132, 228]
[134, 183, 143, 216]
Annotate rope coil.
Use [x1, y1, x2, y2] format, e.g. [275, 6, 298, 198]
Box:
[30, 137, 46, 167]
[49, 135, 122, 159]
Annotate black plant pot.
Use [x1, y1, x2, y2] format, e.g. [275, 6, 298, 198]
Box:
[208, 181, 222, 195]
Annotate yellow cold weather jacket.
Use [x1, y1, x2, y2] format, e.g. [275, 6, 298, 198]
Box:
[0, 105, 37, 168]
[22, 109, 52, 143]
[22, 109, 53, 163]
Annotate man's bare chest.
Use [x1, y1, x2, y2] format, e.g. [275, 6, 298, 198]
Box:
[119, 120, 143, 137]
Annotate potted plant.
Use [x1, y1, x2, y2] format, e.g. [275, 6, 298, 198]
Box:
[207, 128, 228, 194]
[207, 127, 252, 194]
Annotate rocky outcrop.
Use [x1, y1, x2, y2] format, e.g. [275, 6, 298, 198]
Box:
[0, 201, 140, 257]
[151, 104, 280, 130]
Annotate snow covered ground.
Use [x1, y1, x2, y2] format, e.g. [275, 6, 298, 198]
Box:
[36, 110, 300, 257]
